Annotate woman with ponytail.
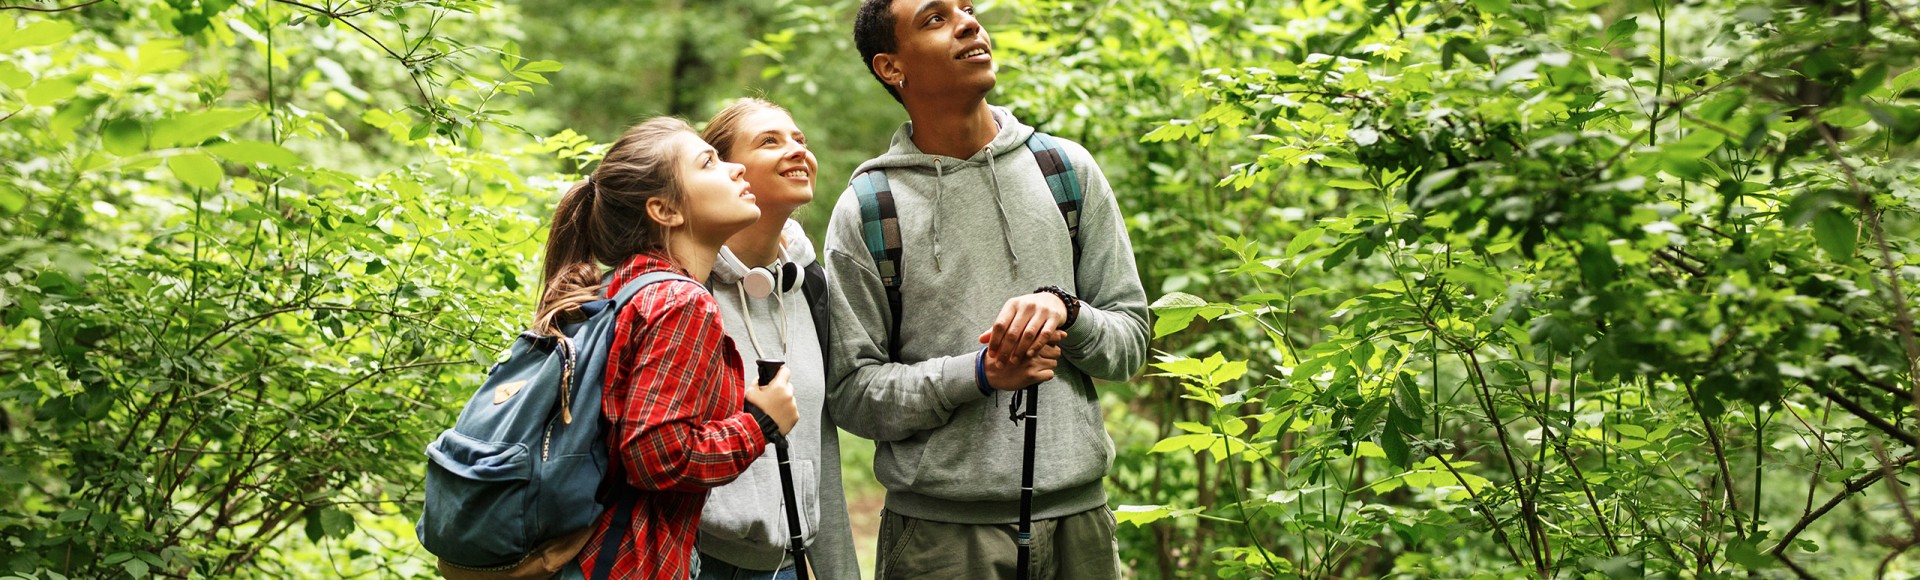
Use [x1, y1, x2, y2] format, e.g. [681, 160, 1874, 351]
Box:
[690, 99, 859, 580]
[538, 117, 799, 579]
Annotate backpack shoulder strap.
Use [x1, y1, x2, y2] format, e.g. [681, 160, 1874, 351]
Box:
[801, 261, 830, 353]
[851, 170, 905, 361]
[608, 270, 696, 306]
[1024, 132, 1084, 264]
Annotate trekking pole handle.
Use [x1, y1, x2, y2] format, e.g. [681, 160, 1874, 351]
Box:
[755, 359, 785, 387]
[758, 359, 811, 580]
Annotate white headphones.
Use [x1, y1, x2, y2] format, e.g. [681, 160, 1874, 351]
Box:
[741, 247, 801, 299]
[735, 245, 796, 361]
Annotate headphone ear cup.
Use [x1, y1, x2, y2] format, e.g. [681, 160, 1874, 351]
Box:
[780, 262, 801, 292]
[743, 268, 776, 299]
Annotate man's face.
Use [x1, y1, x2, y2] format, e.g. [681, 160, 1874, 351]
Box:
[885, 0, 994, 100]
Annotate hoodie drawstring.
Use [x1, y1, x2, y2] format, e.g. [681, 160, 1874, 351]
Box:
[932, 159, 945, 272]
[985, 147, 1023, 275]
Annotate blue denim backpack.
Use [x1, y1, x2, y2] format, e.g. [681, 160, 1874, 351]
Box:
[417, 271, 691, 576]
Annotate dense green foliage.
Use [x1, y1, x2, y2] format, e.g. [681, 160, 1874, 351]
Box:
[2, 0, 1916, 578]
[1001, 0, 1920, 576]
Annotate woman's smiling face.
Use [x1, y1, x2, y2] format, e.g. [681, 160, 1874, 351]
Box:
[725, 107, 817, 212]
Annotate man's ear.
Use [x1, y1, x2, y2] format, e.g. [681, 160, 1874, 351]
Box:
[872, 53, 904, 87]
[646, 197, 684, 229]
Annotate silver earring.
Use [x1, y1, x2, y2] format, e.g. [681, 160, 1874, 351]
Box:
[898, 78, 906, 88]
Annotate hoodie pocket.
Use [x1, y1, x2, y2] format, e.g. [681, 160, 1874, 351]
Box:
[698, 455, 820, 550]
[796, 458, 820, 547]
[698, 455, 781, 544]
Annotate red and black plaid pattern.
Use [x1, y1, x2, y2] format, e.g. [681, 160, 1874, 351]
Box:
[575, 253, 767, 579]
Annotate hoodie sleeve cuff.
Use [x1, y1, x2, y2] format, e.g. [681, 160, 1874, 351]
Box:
[939, 353, 990, 409]
[1062, 305, 1100, 351]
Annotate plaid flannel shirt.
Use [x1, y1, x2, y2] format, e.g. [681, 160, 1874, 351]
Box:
[575, 253, 768, 579]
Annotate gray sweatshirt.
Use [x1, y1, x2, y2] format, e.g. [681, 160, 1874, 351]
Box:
[697, 220, 858, 576]
[823, 107, 1150, 524]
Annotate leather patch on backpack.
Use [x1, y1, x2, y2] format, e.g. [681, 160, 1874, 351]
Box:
[493, 380, 527, 405]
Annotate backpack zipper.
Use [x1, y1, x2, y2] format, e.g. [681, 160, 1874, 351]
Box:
[545, 337, 578, 462]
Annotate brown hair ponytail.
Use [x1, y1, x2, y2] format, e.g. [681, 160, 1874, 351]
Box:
[532, 117, 698, 336]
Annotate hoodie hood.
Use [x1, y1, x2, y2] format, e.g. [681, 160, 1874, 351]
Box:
[852, 106, 1035, 174]
[849, 106, 1036, 273]
[711, 218, 817, 287]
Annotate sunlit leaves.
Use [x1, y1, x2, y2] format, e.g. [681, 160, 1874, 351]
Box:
[0, 3, 569, 577]
[165, 152, 222, 188]
[0, 17, 74, 51]
[1114, 504, 1207, 527]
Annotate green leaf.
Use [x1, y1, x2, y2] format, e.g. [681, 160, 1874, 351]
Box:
[50, 97, 103, 136]
[102, 118, 148, 156]
[1848, 63, 1887, 102]
[1151, 292, 1209, 339]
[1578, 242, 1616, 287]
[1891, 67, 1920, 95]
[24, 75, 82, 107]
[321, 508, 355, 539]
[520, 60, 564, 73]
[0, 182, 23, 216]
[1784, 189, 1847, 226]
[1442, 264, 1504, 296]
[204, 140, 304, 167]
[1286, 227, 1324, 257]
[167, 153, 223, 188]
[1381, 419, 1411, 468]
[0, 60, 29, 89]
[1604, 17, 1638, 46]
[1394, 375, 1426, 423]
[1149, 434, 1215, 455]
[0, 19, 75, 50]
[1113, 504, 1204, 527]
[152, 109, 258, 148]
[1866, 104, 1920, 145]
[1327, 178, 1375, 190]
[1812, 207, 1856, 262]
[304, 509, 326, 542]
[136, 39, 190, 74]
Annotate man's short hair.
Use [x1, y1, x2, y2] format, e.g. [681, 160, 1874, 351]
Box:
[853, 0, 903, 103]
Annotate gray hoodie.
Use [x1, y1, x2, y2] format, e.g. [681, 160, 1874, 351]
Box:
[823, 107, 1150, 524]
[698, 220, 858, 576]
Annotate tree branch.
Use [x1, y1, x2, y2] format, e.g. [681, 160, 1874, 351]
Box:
[265, 0, 450, 124]
[1771, 453, 1918, 555]
[0, 0, 107, 12]
[1807, 381, 1920, 447]
[1811, 114, 1920, 421]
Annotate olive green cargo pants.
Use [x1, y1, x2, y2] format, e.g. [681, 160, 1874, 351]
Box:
[874, 506, 1121, 580]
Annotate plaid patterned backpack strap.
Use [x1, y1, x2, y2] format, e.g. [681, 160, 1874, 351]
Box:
[851, 169, 905, 361]
[1024, 132, 1084, 265]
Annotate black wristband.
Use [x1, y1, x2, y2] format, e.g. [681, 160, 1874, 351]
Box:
[744, 404, 785, 445]
[1035, 286, 1080, 330]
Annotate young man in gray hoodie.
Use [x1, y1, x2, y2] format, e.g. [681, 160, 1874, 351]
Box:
[824, 0, 1150, 577]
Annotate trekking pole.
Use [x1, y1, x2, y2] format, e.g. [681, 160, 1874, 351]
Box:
[1016, 381, 1039, 580]
[757, 359, 810, 580]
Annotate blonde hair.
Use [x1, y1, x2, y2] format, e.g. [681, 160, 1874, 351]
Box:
[700, 97, 789, 162]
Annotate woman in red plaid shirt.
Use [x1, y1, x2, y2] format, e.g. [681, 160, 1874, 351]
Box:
[534, 117, 801, 580]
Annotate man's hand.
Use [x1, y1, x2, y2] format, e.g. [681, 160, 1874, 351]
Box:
[979, 330, 1065, 391]
[983, 292, 1070, 359]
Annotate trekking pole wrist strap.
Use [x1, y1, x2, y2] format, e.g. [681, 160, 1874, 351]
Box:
[744, 404, 785, 445]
